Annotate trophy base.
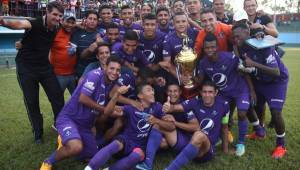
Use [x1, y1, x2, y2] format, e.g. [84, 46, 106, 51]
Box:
[184, 84, 195, 89]
[182, 85, 199, 99]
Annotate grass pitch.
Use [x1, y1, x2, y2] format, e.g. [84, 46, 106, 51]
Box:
[0, 48, 299, 170]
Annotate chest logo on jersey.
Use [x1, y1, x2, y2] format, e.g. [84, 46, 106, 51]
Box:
[212, 73, 227, 89]
[200, 118, 214, 135]
[221, 65, 227, 71]
[144, 50, 156, 62]
[137, 118, 151, 133]
[218, 32, 225, 39]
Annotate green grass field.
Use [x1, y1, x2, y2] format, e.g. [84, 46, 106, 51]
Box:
[0, 48, 300, 170]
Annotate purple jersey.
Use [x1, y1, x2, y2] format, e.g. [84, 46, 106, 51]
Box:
[102, 36, 122, 49]
[97, 20, 120, 37]
[163, 27, 198, 62]
[111, 43, 150, 68]
[197, 52, 248, 96]
[157, 22, 175, 34]
[181, 97, 229, 145]
[138, 31, 166, 64]
[240, 45, 289, 83]
[121, 102, 165, 147]
[117, 70, 136, 99]
[59, 68, 116, 129]
[119, 23, 143, 37]
[171, 98, 195, 123]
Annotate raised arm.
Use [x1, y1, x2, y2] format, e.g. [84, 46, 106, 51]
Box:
[0, 17, 32, 30]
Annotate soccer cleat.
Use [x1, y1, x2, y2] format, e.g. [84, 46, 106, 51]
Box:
[57, 135, 63, 150]
[235, 144, 245, 156]
[135, 162, 152, 170]
[246, 132, 266, 140]
[40, 162, 52, 170]
[272, 146, 287, 159]
[228, 130, 234, 143]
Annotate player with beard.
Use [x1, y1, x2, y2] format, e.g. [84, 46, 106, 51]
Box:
[84, 84, 174, 170]
[233, 23, 289, 159]
[119, 5, 143, 37]
[156, 6, 174, 34]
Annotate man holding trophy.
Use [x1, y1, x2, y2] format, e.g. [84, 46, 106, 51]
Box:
[161, 12, 199, 99]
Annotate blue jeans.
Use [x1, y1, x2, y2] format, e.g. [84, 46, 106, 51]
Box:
[56, 75, 76, 94]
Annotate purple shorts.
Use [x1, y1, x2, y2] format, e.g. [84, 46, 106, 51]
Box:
[56, 114, 98, 159]
[114, 135, 144, 156]
[172, 129, 192, 153]
[254, 81, 288, 111]
[221, 87, 250, 112]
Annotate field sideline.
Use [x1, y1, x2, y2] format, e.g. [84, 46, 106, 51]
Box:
[0, 48, 299, 170]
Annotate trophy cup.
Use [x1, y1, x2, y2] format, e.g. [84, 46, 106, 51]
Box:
[175, 34, 198, 99]
[175, 33, 197, 89]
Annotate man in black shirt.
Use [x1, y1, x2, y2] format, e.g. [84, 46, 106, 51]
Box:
[213, 0, 233, 25]
[0, 1, 65, 143]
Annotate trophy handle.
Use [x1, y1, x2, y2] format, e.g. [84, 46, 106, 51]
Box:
[176, 65, 182, 86]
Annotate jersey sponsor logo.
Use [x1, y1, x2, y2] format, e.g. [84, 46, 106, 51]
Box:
[144, 50, 156, 62]
[80, 34, 86, 38]
[266, 54, 276, 64]
[206, 68, 214, 71]
[200, 109, 205, 113]
[84, 80, 95, 91]
[200, 118, 215, 135]
[137, 118, 151, 133]
[174, 44, 182, 49]
[212, 73, 228, 89]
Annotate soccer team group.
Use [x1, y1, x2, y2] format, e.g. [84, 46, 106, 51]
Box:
[0, 0, 289, 169]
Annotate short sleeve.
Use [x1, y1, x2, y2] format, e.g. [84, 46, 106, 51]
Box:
[81, 70, 101, 97]
[263, 48, 279, 68]
[181, 98, 198, 113]
[157, 103, 166, 118]
[196, 60, 205, 76]
[186, 110, 196, 121]
[163, 36, 172, 58]
[121, 105, 132, 118]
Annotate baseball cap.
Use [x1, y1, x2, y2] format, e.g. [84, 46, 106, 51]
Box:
[233, 10, 248, 22]
[63, 12, 76, 21]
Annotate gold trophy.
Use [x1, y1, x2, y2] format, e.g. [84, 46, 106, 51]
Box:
[175, 33, 198, 89]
